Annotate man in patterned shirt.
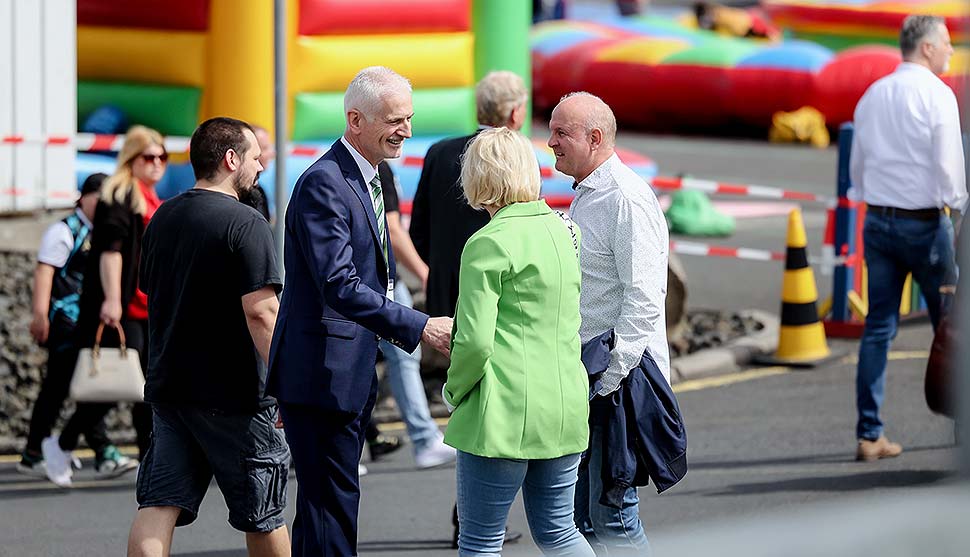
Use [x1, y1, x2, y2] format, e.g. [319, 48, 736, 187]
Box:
[549, 92, 669, 554]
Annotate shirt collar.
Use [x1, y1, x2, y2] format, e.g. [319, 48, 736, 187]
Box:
[896, 61, 935, 77]
[492, 199, 552, 220]
[340, 136, 378, 185]
[74, 207, 93, 229]
[576, 153, 621, 191]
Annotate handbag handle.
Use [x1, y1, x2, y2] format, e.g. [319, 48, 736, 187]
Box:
[93, 322, 128, 360]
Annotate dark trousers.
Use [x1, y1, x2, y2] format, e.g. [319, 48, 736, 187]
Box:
[279, 387, 377, 557]
[59, 319, 153, 459]
[24, 338, 109, 455]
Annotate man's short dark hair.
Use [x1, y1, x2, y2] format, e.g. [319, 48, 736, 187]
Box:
[900, 15, 945, 59]
[190, 117, 254, 181]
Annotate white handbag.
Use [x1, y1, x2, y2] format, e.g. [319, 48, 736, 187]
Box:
[70, 322, 146, 402]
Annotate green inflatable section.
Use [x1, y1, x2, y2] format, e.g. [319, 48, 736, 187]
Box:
[665, 190, 736, 237]
[293, 87, 476, 141]
[662, 38, 757, 67]
[78, 81, 202, 137]
[474, 0, 531, 133]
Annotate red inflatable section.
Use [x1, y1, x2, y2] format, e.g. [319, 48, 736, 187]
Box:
[728, 68, 816, 127]
[298, 0, 470, 36]
[813, 45, 901, 127]
[533, 39, 617, 110]
[78, 0, 210, 31]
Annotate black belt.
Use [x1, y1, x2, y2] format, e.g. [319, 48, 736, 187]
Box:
[867, 205, 942, 221]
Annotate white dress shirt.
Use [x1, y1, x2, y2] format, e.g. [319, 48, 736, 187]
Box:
[570, 154, 671, 384]
[339, 136, 393, 299]
[38, 208, 92, 268]
[849, 62, 967, 212]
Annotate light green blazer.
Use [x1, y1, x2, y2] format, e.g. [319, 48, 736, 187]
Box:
[443, 200, 589, 459]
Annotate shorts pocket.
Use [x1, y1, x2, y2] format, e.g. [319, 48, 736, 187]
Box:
[245, 443, 289, 526]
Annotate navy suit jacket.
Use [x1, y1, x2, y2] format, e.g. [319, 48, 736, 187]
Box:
[267, 140, 428, 413]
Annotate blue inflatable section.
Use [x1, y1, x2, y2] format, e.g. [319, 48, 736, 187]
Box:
[737, 40, 833, 70]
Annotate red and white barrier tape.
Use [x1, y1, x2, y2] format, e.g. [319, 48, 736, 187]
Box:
[7, 134, 832, 204]
[651, 176, 833, 204]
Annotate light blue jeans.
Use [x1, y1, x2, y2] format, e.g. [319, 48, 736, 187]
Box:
[857, 212, 956, 440]
[574, 423, 651, 556]
[379, 282, 439, 451]
[456, 451, 594, 556]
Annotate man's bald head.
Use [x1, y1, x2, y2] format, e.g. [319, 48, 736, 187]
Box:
[547, 92, 617, 182]
[553, 92, 617, 149]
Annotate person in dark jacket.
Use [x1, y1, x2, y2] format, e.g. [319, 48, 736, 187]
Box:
[409, 70, 528, 318]
[42, 126, 167, 487]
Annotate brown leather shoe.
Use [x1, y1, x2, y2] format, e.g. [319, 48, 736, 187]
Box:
[856, 436, 903, 461]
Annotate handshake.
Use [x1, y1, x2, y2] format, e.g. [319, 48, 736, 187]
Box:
[420, 316, 453, 357]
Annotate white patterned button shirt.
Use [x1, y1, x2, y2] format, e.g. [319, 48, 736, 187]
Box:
[569, 154, 670, 384]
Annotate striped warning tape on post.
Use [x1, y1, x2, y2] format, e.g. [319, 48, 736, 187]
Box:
[667, 240, 856, 266]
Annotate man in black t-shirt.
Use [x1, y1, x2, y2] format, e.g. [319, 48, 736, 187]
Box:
[129, 117, 290, 556]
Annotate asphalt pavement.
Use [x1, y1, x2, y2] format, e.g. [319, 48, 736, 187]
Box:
[0, 326, 956, 556]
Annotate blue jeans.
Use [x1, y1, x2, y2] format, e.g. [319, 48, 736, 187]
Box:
[379, 282, 439, 451]
[857, 211, 957, 440]
[574, 424, 650, 555]
[456, 451, 594, 556]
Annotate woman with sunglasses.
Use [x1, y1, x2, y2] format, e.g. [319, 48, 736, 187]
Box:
[42, 126, 167, 486]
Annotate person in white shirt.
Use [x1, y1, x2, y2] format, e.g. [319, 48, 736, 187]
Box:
[849, 14, 966, 462]
[19, 173, 135, 481]
[549, 92, 668, 554]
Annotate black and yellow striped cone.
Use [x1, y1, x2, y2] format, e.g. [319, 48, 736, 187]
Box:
[772, 208, 832, 364]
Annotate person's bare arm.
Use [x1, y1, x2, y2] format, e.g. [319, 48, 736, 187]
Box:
[30, 264, 55, 344]
[386, 211, 429, 291]
[99, 252, 124, 327]
[242, 286, 280, 365]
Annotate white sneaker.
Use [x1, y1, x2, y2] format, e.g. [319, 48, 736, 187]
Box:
[40, 436, 73, 487]
[358, 463, 368, 477]
[415, 436, 456, 469]
[15, 459, 48, 479]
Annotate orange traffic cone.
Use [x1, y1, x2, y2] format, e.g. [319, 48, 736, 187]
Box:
[761, 209, 836, 366]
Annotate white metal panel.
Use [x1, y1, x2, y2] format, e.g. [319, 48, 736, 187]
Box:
[43, 0, 77, 208]
[0, 0, 14, 212]
[12, 0, 44, 212]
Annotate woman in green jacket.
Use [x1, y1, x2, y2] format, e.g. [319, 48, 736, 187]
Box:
[443, 127, 593, 556]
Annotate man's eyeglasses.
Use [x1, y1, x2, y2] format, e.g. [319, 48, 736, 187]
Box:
[140, 153, 169, 164]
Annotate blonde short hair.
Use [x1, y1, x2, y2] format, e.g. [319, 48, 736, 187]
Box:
[476, 71, 528, 127]
[461, 127, 540, 210]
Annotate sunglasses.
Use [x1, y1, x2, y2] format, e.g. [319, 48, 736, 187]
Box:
[140, 153, 169, 164]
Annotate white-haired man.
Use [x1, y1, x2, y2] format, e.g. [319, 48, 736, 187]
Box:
[549, 92, 669, 554]
[267, 66, 452, 556]
[850, 15, 965, 461]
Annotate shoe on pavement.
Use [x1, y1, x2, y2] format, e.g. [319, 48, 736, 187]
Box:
[415, 435, 456, 469]
[16, 452, 48, 479]
[95, 445, 138, 479]
[856, 435, 903, 462]
[368, 434, 404, 461]
[358, 463, 368, 477]
[41, 436, 73, 487]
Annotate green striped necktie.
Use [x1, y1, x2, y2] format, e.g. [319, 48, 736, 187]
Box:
[369, 174, 388, 266]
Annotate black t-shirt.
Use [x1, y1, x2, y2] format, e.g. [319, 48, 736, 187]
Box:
[140, 189, 282, 411]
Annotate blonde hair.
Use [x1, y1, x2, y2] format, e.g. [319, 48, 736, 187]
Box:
[101, 125, 165, 215]
[461, 127, 540, 210]
[476, 71, 528, 127]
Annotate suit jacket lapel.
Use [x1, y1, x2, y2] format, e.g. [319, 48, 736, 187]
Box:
[331, 141, 388, 283]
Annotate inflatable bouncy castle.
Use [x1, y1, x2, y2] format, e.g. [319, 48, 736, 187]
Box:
[75, 0, 546, 207]
[533, 15, 966, 133]
[763, 0, 970, 50]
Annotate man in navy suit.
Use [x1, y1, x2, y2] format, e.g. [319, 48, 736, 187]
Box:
[268, 66, 453, 557]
